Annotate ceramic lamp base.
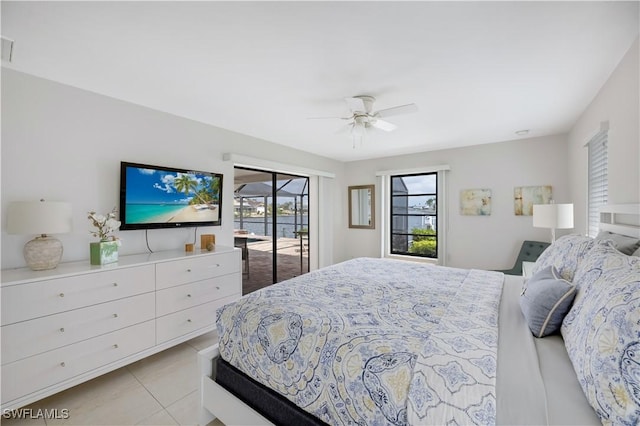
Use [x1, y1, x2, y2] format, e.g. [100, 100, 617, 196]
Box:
[24, 235, 63, 271]
[90, 241, 119, 265]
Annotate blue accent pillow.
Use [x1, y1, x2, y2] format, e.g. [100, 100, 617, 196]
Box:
[519, 266, 576, 338]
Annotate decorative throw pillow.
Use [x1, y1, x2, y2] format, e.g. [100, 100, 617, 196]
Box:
[595, 230, 640, 255]
[561, 240, 640, 425]
[519, 266, 576, 338]
[531, 234, 595, 283]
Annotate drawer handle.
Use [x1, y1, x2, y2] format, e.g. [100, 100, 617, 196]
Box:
[113, 344, 119, 349]
[59, 327, 65, 333]
[187, 294, 192, 298]
[113, 282, 118, 287]
[216, 286, 220, 290]
[60, 362, 66, 367]
[187, 319, 192, 323]
[186, 268, 192, 273]
[59, 293, 65, 298]
[113, 313, 118, 318]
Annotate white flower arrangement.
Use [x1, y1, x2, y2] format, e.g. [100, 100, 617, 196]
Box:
[88, 207, 121, 243]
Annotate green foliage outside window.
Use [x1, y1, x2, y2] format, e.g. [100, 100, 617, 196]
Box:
[409, 227, 437, 257]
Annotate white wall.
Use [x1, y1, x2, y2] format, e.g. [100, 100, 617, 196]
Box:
[338, 135, 570, 270]
[568, 37, 639, 234]
[338, 38, 639, 270]
[4, 33, 636, 272]
[1, 69, 344, 269]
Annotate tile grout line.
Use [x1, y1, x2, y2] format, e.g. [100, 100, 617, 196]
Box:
[126, 344, 201, 425]
[126, 365, 180, 425]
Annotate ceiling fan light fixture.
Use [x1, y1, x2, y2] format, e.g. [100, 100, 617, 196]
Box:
[309, 95, 418, 148]
[352, 120, 365, 136]
[351, 121, 367, 148]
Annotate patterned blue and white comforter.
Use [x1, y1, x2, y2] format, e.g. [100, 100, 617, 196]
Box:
[216, 257, 504, 425]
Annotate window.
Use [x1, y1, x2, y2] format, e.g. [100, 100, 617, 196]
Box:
[390, 172, 438, 258]
[587, 127, 608, 237]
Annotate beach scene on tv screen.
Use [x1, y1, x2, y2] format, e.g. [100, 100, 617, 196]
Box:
[125, 166, 221, 224]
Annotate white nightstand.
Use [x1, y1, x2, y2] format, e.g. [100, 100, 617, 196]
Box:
[522, 261, 536, 278]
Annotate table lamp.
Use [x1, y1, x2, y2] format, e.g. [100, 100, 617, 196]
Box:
[7, 199, 72, 270]
[533, 203, 574, 243]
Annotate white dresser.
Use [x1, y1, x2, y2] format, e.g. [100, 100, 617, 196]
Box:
[1, 246, 241, 411]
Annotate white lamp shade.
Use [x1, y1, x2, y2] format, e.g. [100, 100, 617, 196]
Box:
[533, 203, 574, 229]
[7, 201, 72, 235]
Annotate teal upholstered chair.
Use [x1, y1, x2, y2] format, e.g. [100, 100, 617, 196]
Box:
[496, 240, 551, 276]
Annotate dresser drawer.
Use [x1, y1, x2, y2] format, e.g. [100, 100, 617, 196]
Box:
[1, 293, 155, 365]
[1, 265, 155, 325]
[1, 320, 155, 404]
[156, 295, 237, 343]
[155, 252, 240, 290]
[156, 274, 240, 316]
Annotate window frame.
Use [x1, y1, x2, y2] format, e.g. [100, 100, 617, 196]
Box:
[377, 166, 449, 264]
[388, 171, 439, 259]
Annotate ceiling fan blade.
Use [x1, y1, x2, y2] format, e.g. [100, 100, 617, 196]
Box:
[344, 97, 366, 113]
[375, 103, 418, 118]
[307, 116, 351, 120]
[371, 118, 397, 132]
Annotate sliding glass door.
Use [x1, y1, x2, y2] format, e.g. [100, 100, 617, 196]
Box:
[234, 167, 310, 293]
[275, 172, 309, 282]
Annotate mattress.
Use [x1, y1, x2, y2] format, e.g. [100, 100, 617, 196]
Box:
[214, 258, 601, 425]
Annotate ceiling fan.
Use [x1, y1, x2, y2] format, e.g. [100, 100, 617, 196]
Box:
[309, 95, 418, 146]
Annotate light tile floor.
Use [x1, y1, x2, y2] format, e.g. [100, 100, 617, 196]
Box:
[2, 331, 224, 426]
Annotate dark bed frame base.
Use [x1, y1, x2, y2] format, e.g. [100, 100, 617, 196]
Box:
[215, 357, 328, 426]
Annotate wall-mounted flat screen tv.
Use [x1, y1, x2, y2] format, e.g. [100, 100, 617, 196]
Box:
[120, 162, 223, 230]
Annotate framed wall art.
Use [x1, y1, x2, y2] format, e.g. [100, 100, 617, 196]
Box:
[460, 188, 492, 215]
[514, 185, 552, 215]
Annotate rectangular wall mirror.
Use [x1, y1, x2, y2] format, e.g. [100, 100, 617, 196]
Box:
[348, 184, 375, 229]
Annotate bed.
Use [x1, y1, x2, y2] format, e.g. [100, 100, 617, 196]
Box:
[198, 204, 640, 425]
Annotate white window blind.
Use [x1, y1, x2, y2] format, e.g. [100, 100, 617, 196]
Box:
[587, 128, 608, 237]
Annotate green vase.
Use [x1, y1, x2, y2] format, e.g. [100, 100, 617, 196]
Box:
[90, 241, 119, 265]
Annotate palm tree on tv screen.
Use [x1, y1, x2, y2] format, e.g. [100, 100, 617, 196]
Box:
[174, 174, 205, 205]
[206, 177, 220, 202]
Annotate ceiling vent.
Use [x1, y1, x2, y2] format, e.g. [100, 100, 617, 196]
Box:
[1, 37, 15, 62]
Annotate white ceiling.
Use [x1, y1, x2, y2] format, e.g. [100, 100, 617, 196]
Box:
[2, 1, 638, 162]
